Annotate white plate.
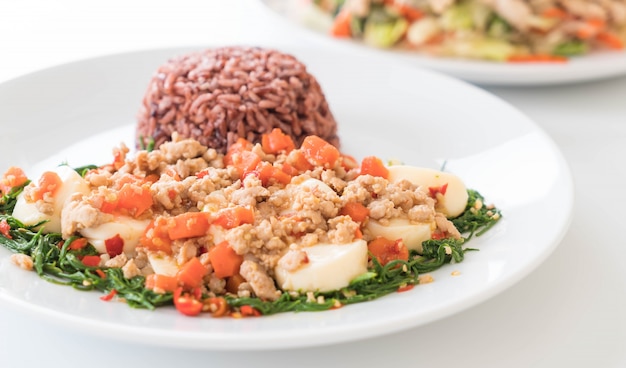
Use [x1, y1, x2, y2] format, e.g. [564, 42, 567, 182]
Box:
[259, 0, 626, 86]
[0, 45, 573, 350]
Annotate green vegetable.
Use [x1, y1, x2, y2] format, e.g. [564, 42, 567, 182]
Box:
[227, 242, 455, 315]
[471, 1, 493, 31]
[363, 7, 408, 48]
[487, 14, 512, 38]
[0, 171, 501, 315]
[442, 2, 475, 31]
[73, 164, 98, 177]
[0, 215, 172, 309]
[363, 18, 408, 48]
[451, 189, 502, 240]
[225, 190, 499, 316]
[553, 41, 588, 56]
[138, 135, 156, 152]
[313, 0, 345, 17]
[350, 16, 366, 38]
[0, 181, 28, 214]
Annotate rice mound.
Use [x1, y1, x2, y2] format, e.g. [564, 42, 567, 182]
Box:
[136, 46, 340, 153]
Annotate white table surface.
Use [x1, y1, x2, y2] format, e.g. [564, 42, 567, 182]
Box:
[1, 1, 625, 367]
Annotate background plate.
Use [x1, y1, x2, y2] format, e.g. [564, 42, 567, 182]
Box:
[260, 0, 626, 86]
[0, 45, 573, 350]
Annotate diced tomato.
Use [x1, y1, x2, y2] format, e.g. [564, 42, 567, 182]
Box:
[240, 305, 262, 317]
[431, 230, 447, 240]
[367, 236, 409, 266]
[576, 18, 605, 40]
[100, 289, 118, 301]
[0, 166, 28, 194]
[145, 274, 179, 293]
[140, 217, 173, 254]
[330, 8, 352, 38]
[212, 207, 254, 229]
[360, 156, 389, 179]
[340, 202, 370, 223]
[354, 227, 363, 239]
[280, 162, 299, 177]
[254, 162, 292, 186]
[428, 183, 448, 198]
[112, 146, 126, 170]
[225, 273, 246, 294]
[99, 194, 119, 214]
[81, 255, 101, 267]
[176, 257, 208, 289]
[208, 241, 244, 279]
[99, 179, 153, 218]
[286, 149, 314, 172]
[196, 169, 210, 179]
[224, 138, 254, 166]
[341, 154, 359, 170]
[116, 183, 153, 217]
[68, 237, 88, 250]
[173, 287, 203, 316]
[301, 135, 340, 168]
[261, 128, 295, 154]
[230, 150, 262, 179]
[596, 31, 625, 50]
[397, 284, 415, 293]
[0, 219, 12, 239]
[31, 171, 62, 201]
[105, 234, 124, 258]
[167, 212, 211, 240]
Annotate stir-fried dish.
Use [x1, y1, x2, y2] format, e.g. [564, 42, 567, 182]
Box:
[0, 129, 500, 317]
[305, 0, 626, 61]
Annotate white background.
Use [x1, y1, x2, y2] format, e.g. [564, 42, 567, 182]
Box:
[1, 1, 626, 367]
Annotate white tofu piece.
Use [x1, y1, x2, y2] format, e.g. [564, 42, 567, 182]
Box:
[274, 239, 368, 292]
[387, 165, 468, 218]
[12, 165, 90, 233]
[80, 216, 150, 255]
[366, 217, 434, 254]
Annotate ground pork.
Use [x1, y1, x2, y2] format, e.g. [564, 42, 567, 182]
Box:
[239, 260, 281, 301]
[61, 193, 113, 238]
[52, 135, 467, 301]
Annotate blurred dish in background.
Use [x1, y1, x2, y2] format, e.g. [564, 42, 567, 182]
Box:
[261, 0, 626, 85]
[298, 0, 626, 62]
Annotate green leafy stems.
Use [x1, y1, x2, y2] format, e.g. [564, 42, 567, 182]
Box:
[0, 180, 501, 315]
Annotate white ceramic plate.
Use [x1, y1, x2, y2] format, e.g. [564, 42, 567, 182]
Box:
[259, 0, 626, 86]
[0, 45, 573, 350]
